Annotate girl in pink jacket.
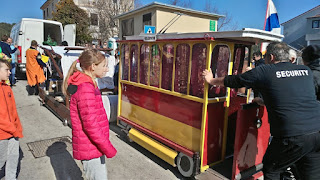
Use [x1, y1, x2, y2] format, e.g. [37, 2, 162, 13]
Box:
[63, 49, 117, 180]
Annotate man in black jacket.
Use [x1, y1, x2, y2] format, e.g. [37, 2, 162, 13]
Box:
[302, 45, 320, 101]
[203, 42, 320, 179]
[0, 35, 17, 58]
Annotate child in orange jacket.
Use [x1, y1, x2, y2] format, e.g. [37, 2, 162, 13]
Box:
[0, 59, 23, 180]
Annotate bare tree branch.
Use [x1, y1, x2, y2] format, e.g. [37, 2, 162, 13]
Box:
[204, 0, 238, 31]
[93, 0, 135, 42]
[168, 0, 192, 8]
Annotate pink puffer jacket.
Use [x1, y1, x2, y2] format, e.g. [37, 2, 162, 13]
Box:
[68, 71, 117, 160]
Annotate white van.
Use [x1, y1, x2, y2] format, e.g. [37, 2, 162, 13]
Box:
[10, 18, 75, 75]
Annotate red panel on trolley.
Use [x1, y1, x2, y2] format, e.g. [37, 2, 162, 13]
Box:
[232, 105, 270, 180]
[121, 84, 203, 129]
[203, 102, 225, 165]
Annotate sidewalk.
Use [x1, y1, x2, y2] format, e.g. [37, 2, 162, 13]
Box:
[3, 80, 182, 180]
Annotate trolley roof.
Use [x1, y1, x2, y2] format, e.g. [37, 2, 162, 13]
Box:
[123, 28, 284, 44]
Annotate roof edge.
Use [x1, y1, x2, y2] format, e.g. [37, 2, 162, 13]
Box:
[40, 0, 53, 10]
[281, 5, 320, 25]
[114, 1, 224, 19]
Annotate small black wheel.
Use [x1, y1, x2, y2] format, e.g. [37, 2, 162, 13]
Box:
[177, 152, 194, 177]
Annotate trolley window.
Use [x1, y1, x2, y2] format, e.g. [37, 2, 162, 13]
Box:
[230, 45, 247, 97]
[209, 45, 230, 98]
[150, 44, 161, 87]
[174, 44, 190, 94]
[140, 44, 150, 85]
[161, 44, 174, 91]
[121, 44, 129, 80]
[190, 43, 207, 98]
[130, 44, 138, 82]
[232, 46, 244, 75]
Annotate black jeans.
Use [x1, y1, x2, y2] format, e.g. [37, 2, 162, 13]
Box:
[263, 131, 320, 180]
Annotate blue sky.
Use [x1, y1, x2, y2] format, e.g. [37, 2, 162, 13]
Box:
[1, 0, 319, 31]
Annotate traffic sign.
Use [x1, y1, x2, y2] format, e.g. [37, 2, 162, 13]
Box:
[144, 25, 156, 34]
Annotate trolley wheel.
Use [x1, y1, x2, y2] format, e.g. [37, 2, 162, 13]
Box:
[177, 152, 194, 177]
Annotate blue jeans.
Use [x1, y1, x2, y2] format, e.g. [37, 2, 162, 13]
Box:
[9, 63, 16, 85]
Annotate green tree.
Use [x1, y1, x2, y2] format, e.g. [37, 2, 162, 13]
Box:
[52, 0, 92, 44]
[0, 23, 15, 39]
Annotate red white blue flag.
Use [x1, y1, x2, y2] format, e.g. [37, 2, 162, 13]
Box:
[264, 0, 280, 34]
[261, 0, 280, 54]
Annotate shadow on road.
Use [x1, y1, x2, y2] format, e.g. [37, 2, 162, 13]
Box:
[46, 142, 83, 180]
[109, 122, 195, 180]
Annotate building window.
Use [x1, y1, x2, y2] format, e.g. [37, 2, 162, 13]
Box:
[47, 8, 48, 17]
[43, 10, 46, 19]
[90, 13, 98, 26]
[143, 13, 152, 27]
[312, 20, 319, 28]
[121, 18, 134, 38]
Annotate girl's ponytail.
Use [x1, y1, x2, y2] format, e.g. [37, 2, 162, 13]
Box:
[62, 60, 79, 97]
[62, 49, 105, 97]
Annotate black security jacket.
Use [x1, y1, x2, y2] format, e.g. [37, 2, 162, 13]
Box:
[224, 62, 320, 137]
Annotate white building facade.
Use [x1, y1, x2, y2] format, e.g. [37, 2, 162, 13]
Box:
[282, 5, 320, 50]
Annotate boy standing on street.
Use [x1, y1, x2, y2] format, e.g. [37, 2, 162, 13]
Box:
[0, 59, 23, 180]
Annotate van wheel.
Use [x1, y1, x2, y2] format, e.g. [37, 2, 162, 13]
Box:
[177, 152, 194, 177]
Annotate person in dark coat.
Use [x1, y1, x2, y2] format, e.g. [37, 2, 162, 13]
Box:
[0, 35, 17, 58]
[302, 45, 320, 100]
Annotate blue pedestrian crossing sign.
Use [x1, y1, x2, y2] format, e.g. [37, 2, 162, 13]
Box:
[144, 25, 156, 34]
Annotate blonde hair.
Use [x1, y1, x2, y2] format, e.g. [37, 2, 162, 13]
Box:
[62, 49, 105, 97]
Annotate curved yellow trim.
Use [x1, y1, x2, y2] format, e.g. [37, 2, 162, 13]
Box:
[221, 43, 235, 160]
[129, 128, 178, 166]
[199, 42, 214, 170]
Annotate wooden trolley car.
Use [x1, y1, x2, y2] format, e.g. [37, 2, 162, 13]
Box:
[117, 28, 283, 179]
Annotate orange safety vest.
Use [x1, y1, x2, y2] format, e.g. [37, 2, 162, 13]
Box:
[26, 48, 46, 86]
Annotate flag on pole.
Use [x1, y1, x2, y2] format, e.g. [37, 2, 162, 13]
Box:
[265, 0, 281, 34]
[261, 0, 281, 54]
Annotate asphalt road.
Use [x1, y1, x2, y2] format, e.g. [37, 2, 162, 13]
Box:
[4, 80, 190, 180]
